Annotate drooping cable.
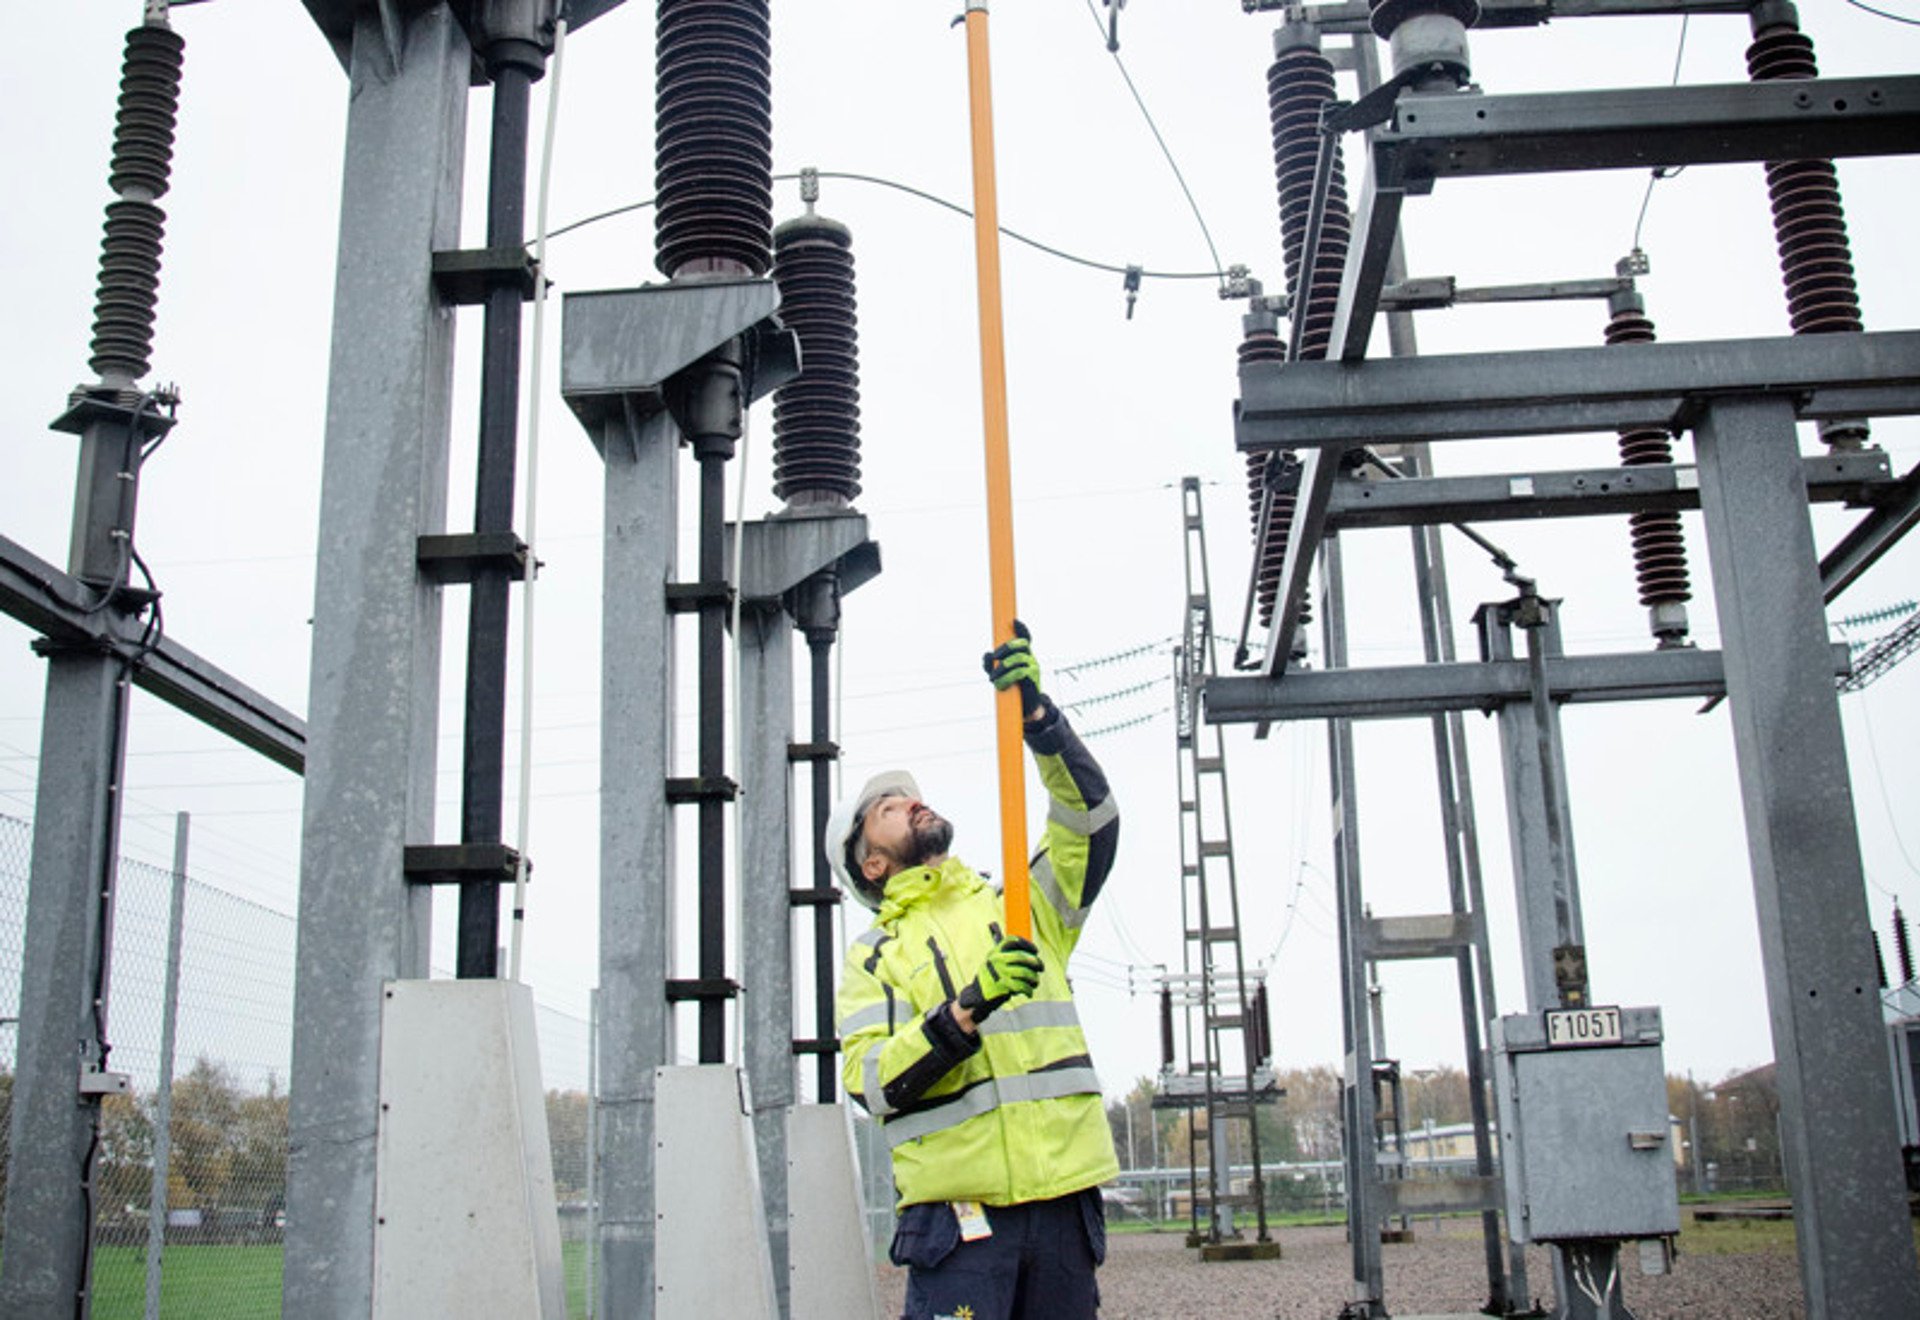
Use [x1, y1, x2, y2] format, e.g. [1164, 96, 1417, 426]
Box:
[548, 170, 1228, 282]
[1628, 16, 1691, 255]
[508, 10, 568, 983]
[1077, 0, 1226, 292]
[1843, 0, 1920, 24]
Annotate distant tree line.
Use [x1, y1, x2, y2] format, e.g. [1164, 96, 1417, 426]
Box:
[1104, 1062, 1787, 1196]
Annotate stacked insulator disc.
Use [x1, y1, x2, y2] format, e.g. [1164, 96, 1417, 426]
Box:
[1252, 36, 1351, 627]
[1605, 305, 1692, 614]
[1746, 24, 1864, 338]
[771, 215, 861, 505]
[1898, 904, 1917, 986]
[655, 0, 773, 279]
[1238, 327, 1308, 631]
[90, 24, 183, 383]
[1267, 43, 1351, 362]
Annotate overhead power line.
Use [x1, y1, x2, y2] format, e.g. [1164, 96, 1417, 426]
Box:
[1843, 0, 1920, 25]
[548, 172, 1228, 283]
[1077, 0, 1227, 294]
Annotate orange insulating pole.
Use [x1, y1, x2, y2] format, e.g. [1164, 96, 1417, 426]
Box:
[961, 0, 1031, 939]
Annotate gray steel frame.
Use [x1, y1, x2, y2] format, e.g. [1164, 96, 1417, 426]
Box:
[1692, 397, 1920, 1313]
[1245, 325, 1917, 679]
[733, 510, 878, 1316]
[2, 617, 135, 1317]
[738, 598, 796, 1311]
[592, 410, 679, 1320]
[1318, 533, 1385, 1312]
[1479, 605, 1587, 1018]
[1223, 36, 1920, 1307]
[282, 9, 469, 1316]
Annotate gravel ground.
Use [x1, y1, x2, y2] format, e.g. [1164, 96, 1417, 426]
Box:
[873, 1215, 1811, 1319]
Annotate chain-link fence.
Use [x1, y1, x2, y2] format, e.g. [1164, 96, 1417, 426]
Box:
[0, 812, 25, 1273]
[0, 813, 597, 1318]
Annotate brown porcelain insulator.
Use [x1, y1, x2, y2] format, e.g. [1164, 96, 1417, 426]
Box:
[1266, 44, 1352, 364]
[1745, 24, 1864, 337]
[770, 215, 862, 505]
[1604, 304, 1692, 611]
[654, 0, 774, 279]
[89, 24, 183, 383]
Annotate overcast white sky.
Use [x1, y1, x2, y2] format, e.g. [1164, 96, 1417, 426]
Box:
[2, 1, 1916, 1102]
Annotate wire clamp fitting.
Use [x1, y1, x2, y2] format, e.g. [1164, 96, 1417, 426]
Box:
[1219, 264, 1257, 301]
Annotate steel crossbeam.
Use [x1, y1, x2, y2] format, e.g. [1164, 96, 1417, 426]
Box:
[1209, 643, 1852, 724]
[1238, 329, 1920, 451]
[1244, 1, 1758, 29]
[1325, 451, 1897, 530]
[1376, 77, 1920, 189]
[1241, 331, 1918, 670]
[0, 533, 305, 772]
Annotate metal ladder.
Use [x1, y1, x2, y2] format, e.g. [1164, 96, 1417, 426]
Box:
[1156, 477, 1279, 1257]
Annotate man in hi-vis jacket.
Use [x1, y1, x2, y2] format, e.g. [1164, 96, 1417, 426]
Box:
[829, 623, 1121, 1320]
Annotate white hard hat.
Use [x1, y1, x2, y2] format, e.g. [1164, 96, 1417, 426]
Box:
[826, 770, 921, 910]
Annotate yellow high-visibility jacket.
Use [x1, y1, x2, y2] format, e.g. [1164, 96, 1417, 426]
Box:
[836, 704, 1121, 1209]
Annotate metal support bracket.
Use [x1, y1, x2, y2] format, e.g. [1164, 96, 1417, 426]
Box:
[665, 582, 734, 612]
[665, 775, 739, 804]
[416, 531, 530, 583]
[432, 246, 540, 306]
[560, 278, 800, 436]
[663, 978, 740, 1003]
[1360, 911, 1483, 961]
[401, 843, 525, 886]
[788, 887, 842, 907]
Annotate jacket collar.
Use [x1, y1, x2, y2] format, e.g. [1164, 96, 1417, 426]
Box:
[877, 856, 987, 926]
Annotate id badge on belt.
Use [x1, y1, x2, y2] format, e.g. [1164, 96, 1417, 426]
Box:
[952, 1200, 992, 1241]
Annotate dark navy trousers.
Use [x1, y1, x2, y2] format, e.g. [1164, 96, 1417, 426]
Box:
[890, 1187, 1105, 1320]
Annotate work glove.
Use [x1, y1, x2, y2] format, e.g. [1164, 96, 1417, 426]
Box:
[983, 619, 1044, 717]
[956, 937, 1044, 1024]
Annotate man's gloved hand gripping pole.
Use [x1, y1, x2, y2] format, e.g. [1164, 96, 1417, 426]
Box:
[956, 936, 1045, 1027]
[983, 620, 1044, 717]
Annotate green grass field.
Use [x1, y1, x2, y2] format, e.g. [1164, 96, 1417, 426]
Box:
[84, 1240, 595, 1319]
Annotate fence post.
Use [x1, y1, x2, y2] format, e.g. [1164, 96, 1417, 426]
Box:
[143, 812, 190, 1320]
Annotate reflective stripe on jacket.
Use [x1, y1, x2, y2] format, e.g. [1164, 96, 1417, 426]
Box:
[834, 704, 1121, 1209]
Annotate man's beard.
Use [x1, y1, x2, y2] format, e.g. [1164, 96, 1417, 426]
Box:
[900, 809, 954, 867]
